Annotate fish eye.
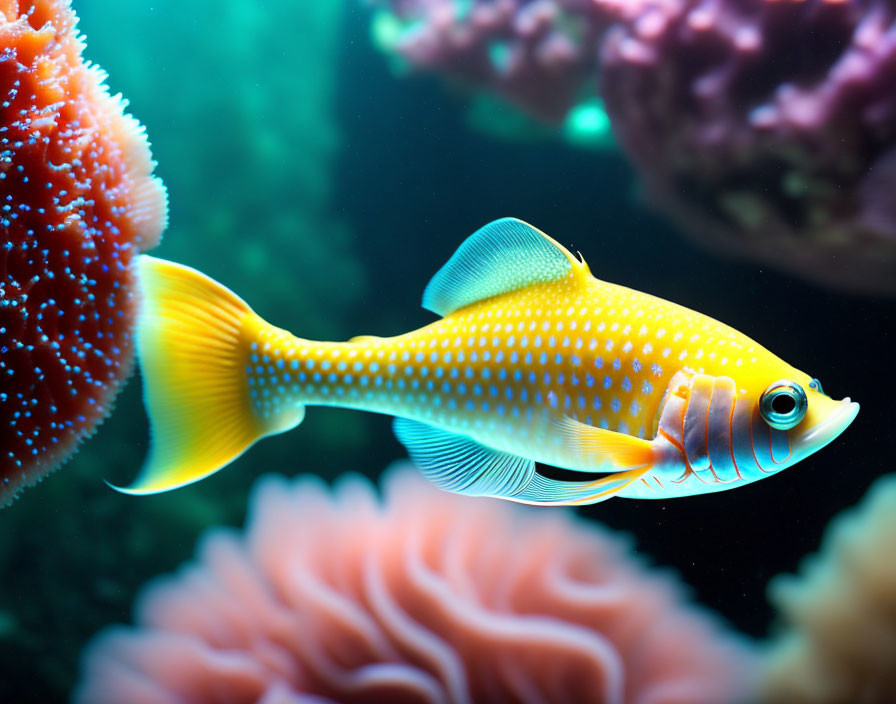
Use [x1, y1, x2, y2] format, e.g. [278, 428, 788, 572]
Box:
[808, 377, 824, 394]
[760, 381, 808, 430]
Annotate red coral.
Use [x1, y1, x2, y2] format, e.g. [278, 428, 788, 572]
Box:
[0, 0, 166, 503]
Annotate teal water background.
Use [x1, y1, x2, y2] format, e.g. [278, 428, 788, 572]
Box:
[0, 1, 892, 700]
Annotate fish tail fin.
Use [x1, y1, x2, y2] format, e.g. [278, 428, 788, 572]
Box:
[110, 256, 304, 495]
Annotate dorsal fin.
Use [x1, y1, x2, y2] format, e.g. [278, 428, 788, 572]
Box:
[422, 218, 578, 317]
[349, 334, 385, 343]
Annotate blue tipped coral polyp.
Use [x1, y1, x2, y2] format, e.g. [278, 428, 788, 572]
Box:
[0, 0, 167, 503]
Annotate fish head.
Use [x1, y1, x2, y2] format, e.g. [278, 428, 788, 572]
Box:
[753, 374, 859, 468]
[654, 367, 858, 486]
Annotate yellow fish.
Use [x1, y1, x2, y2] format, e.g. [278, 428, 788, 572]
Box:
[121, 219, 858, 505]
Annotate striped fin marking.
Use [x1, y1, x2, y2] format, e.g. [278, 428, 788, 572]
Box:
[393, 418, 535, 498]
[422, 218, 576, 317]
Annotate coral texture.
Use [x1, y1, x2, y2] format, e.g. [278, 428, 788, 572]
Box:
[0, 0, 167, 502]
[370, 0, 896, 292]
[372, 1, 617, 147]
[599, 0, 896, 293]
[371, 0, 612, 123]
[0, 2, 362, 697]
[762, 474, 896, 704]
[75, 466, 755, 704]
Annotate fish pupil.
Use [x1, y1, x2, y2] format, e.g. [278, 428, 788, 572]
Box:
[772, 394, 796, 416]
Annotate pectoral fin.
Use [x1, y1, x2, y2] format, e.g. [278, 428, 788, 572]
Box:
[394, 416, 651, 507]
[506, 417, 654, 505]
[556, 416, 656, 470]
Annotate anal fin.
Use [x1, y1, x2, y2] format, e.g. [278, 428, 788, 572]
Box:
[393, 418, 535, 498]
[511, 467, 650, 506]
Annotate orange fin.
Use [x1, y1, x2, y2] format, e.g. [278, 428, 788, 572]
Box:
[556, 416, 656, 469]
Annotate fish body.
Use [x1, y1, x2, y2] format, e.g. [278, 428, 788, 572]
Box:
[126, 219, 858, 505]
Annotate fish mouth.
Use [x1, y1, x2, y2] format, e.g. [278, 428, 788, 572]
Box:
[798, 398, 860, 450]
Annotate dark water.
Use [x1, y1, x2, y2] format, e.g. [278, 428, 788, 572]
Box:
[1, 1, 892, 701]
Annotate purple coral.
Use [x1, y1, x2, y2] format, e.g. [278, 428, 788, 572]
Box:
[372, 0, 612, 122]
[370, 0, 896, 293]
[75, 466, 755, 704]
[599, 0, 896, 292]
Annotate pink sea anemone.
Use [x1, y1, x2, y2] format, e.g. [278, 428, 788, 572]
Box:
[75, 465, 755, 704]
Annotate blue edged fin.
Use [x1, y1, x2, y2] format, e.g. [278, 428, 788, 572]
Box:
[394, 416, 648, 506]
[393, 418, 535, 497]
[511, 468, 649, 506]
[422, 218, 578, 317]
